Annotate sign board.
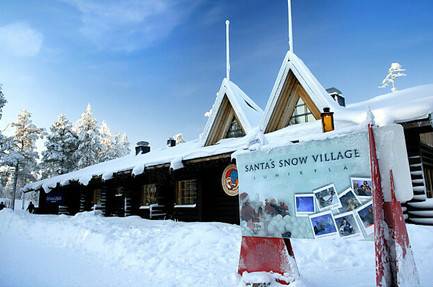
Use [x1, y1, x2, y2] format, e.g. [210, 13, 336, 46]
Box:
[236, 125, 412, 240]
[46, 190, 64, 204]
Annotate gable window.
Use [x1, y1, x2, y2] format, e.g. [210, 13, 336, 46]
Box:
[289, 97, 315, 125]
[176, 179, 198, 205]
[142, 184, 157, 206]
[226, 117, 245, 138]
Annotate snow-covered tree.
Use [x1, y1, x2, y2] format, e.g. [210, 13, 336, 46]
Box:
[0, 85, 6, 120]
[112, 133, 130, 158]
[98, 121, 114, 162]
[0, 85, 10, 196]
[40, 114, 78, 177]
[9, 110, 44, 206]
[379, 62, 406, 92]
[99, 122, 130, 161]
[75, 104, 102, 168]
[0, 85, 11, 165]
[174, 133, 185, 144]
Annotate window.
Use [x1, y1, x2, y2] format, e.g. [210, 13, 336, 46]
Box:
[142, 184, 157, 205]
[289, 97, 315, 125]
[424, 165, 433, 198]
[176, 179, 198, 205]
[225, 117, 245, 138]
[420, 132, 433, 148]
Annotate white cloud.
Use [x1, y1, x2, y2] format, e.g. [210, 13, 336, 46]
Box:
[64, 0, 202, 52]
[0, 22, 43, 57]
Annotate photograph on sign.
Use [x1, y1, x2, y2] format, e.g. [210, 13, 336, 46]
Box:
[309, 210, 338, 239]
[334, 211, 362, 238]
[351, 177, 373, 199]
[356, 201, 374, 235]
[313, 184, 342, 211]
[338, 187, 362, 213]
[295, 194, 315, 216]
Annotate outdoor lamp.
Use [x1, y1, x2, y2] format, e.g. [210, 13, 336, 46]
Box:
[321, 107, 335, 133]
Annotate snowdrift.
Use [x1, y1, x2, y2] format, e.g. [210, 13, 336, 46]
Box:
[0, 210, 432, 287]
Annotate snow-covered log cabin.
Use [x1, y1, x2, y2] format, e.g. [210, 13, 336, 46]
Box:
[23, 19, 433, 226]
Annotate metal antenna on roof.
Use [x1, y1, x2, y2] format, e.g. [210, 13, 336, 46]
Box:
[226, 19, 231, 81]
[288, 0, 294, 52]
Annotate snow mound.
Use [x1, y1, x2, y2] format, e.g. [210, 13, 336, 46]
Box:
[0, 210, 241, 287]
[0, 210, 432, 287]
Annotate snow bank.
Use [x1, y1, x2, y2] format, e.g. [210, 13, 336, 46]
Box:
[0, 210, 432, 286]
[0, 210, 241, 287]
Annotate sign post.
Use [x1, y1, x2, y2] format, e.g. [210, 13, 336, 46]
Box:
[368, 124, 420, 287]
[235, 125, 418, 286]
[238, 236, 298, 285]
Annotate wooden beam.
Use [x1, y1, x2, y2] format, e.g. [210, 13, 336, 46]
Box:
[401, 119, 432, 130]
[184, 153, 232, 164]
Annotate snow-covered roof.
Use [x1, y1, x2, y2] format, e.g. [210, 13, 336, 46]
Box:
[261, 51, 341, 131]
[23, 133, 255, 193]
[336, 84, 433, 126]
[200, 78, 263, 146]
[23, 52, 433, 194]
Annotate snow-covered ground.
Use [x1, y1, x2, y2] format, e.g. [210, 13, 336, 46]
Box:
[0, 209, 432, 287]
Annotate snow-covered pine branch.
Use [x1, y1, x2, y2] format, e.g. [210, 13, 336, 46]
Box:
[8, 110, 45, 202]
[75, 104, 102, 169]
[379, 62, 406, 92]
[40, 114, 78, 178]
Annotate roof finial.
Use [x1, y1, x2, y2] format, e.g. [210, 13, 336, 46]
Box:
[288, 0, 293, 53]
[226, 19, 231, 81]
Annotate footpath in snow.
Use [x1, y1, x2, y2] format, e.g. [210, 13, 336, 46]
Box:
[0, 209, 432, 287]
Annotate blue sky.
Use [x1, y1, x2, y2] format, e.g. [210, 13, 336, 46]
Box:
[1, 0, 432, 148]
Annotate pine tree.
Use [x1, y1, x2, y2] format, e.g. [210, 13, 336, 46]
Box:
[41, 114, 78, 177]
[112, 133, 130, 158]
[98, 122, 130, 161]
[9, 110, 44, 208]
[75, 104, 102, 168]
[0, 85, 10, 197]
[0, 85, 10, 165]
[98, 121, 114, 162]
[0, 85, 6, 121]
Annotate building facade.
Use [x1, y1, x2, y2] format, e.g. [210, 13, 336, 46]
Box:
[24, 50, 433, 226]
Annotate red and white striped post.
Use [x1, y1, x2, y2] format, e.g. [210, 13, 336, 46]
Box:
[368, 124, 419, 287]
[238, 236, 299, 285]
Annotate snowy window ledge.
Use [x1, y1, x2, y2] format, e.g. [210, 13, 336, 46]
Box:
[139, 205, 150, 210]
[174, 204, 197, 208]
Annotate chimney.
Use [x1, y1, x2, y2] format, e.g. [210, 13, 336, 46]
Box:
[167, 137, 176, 147]
[326, 87, 346, 107]
[135, 141, 150, 155]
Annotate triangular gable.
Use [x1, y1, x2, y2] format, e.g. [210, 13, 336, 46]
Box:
[262, 51, 339, 133]
[201, 78, 263, 146]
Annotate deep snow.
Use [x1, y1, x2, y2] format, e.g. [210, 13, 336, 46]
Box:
[0, 209, 432, 287]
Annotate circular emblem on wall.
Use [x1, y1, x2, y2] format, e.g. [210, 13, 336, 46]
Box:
[221, 164, 239, 196]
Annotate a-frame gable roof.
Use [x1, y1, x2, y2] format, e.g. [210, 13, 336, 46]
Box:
[201, 78, 263, 146]
[261, 51, 340, 133]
